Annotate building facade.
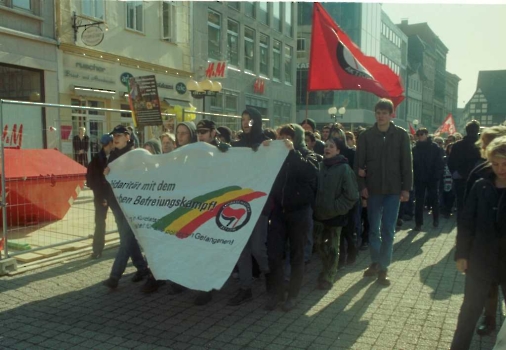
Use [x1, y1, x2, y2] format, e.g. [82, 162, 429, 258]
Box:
[55, 0, 192, 159]
[0, 0, 58, 149]
[406, 72, 423, 127]
[445, 71, 460, 126]
[462, 70, 506, 128]
[192, 1, 297, 130]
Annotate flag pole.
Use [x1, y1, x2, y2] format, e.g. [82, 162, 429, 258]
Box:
[305, 91, 309, 123]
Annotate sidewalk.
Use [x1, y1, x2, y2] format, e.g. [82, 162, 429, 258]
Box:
[0, 216, 502, 350]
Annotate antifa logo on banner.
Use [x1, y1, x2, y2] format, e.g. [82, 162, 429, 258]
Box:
[216, 200, 252, 232]
[335, 38, 374, 80]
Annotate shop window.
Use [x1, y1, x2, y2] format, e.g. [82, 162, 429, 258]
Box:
[273, 40, 281, 80]
[260, 34, 269, 77]
[82, 0, 104, 20]
[126, 1, 143, 32]
[162, 1, 176, 42]
[244, 27, 255, 72]
[13, 0, 31, 10]
[208, 10, 221, 60]
[297, 38, 305, 52]
[227, 19, 239, 66]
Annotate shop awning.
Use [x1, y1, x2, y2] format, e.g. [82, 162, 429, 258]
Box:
[71, 85, 117, 99]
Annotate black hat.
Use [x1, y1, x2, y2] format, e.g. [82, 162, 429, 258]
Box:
[109, 125, 130, 135]
[196, 119, 216, 130]
[217, 126, 232, 143]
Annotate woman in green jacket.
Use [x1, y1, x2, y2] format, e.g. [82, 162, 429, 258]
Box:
[314, 137, 359, 290]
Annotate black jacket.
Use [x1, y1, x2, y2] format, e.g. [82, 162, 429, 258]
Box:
[86, 149, 109, 202]
[412, 139, 444, 183]
[455, 169, 506, 283]
[447, 135, 481, 180]
[464, 160, 487, 201]
[313, 139, 325, 156]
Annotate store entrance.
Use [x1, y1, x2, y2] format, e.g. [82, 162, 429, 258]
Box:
[71, 99, 106, 165]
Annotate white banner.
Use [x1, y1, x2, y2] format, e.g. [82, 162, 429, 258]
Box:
[107, 141, 289, 291]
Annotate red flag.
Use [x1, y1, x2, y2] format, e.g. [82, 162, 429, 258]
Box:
[434, 114, 456, 136]
[307, 3, 405, 107]
[409, 123, 416, 136]
[0, 237, 4, 251]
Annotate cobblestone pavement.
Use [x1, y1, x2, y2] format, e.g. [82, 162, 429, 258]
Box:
[0, 215, 502, 350]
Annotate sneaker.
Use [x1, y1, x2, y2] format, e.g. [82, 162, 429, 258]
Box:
[359, 243, 369, 251]
[227, 289, 253, 306]
[194, 291, 213, 306]
[167, 282, 186, 295]
[282, 298, 297, 312]
[377, 270, 391, 286]
[131, 269, 149, 283]
[103, 277, 119, 289]
[363, 263, 379, 277]
[90, 252, 102, 260]
[476, 317, 496, 336]
[141, 276, 166, 293]
[413, 225, 422, 232]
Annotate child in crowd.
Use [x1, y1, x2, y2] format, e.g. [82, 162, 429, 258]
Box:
[313, 137, 359, 290]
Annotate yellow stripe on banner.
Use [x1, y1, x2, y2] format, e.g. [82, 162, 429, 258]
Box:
[164, 188, 253, 233]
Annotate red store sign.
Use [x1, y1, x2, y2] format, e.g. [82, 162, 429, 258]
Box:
[253, 78, 265, 94]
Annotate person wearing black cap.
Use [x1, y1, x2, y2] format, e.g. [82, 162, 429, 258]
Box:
[86, 133, 114, 259]
[196, 119, 219, 145]
[301, 118, 325, 156]
[102, 125, 149, 289]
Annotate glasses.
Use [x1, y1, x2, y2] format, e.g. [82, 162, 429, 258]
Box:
[416, 133, 426, 136]
[197, 129, 211, 135]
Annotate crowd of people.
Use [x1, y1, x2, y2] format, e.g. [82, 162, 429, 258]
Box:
[84, 98, 505, 350]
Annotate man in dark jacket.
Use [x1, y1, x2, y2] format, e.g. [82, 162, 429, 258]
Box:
[412, 128, 444, 231]
[265, 123, 318, 312]
[102, 125, 149, 289]
[300, 118, 325, 156]
[355, 99, 413, 286]
[447, 120, 481, 220]
[86, 134, 114, 259]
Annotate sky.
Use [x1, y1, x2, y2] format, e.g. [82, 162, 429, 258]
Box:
[381, 3, 506, 108]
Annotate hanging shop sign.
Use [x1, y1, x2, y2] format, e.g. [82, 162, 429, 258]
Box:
[81, 26, 104, 47]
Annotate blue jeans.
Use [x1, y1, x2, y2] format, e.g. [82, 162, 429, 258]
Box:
[110, 207, 148, 280]
[366, 194, 401, 271]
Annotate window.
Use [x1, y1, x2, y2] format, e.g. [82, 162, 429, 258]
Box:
[227, 20, 239, 66]
[260, 34, 269, 76]
[162, 1, 176, 42]
[126, 1, 143, 32]
[244, 2, 255, 18]
[272, 2, 281, 32]
[225, 94, 238, 115]
[244, 27, 255, 72]
[284, 45, 293, 84]
[82, 0, 104, 20]
[13, 0, 30, 10]
[228, 2, 239, 11]
[258, 2, 268, 25]
[208, 10, 221, 60]
[273, 40, 281, 80]
[297, 38, 305, 52]
[285, 2, 292, 37]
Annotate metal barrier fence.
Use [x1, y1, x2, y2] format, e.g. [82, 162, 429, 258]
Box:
[0, 99, 258, 267]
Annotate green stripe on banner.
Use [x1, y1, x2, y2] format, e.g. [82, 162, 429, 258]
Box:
[151, 185, 241, 231]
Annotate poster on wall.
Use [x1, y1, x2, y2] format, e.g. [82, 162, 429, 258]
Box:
[60, 126, 73, 140]
[1, 104, 44, 149]
[128, 75, 163, 127]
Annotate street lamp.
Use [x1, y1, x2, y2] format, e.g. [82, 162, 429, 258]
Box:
[328, 106, 346, 121]
[413, 119, 419, 130]
[186, 79, 223, 115]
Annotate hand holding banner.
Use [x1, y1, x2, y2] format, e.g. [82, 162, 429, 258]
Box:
[106, 141, 289, 291]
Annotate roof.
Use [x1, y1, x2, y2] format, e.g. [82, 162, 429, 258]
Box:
[476, 70, 506, 114]
[397, 21, 449, 53]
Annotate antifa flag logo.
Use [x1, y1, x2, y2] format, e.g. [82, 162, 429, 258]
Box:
[336, 38, 374, 80]
[216, 200, 252, 232]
